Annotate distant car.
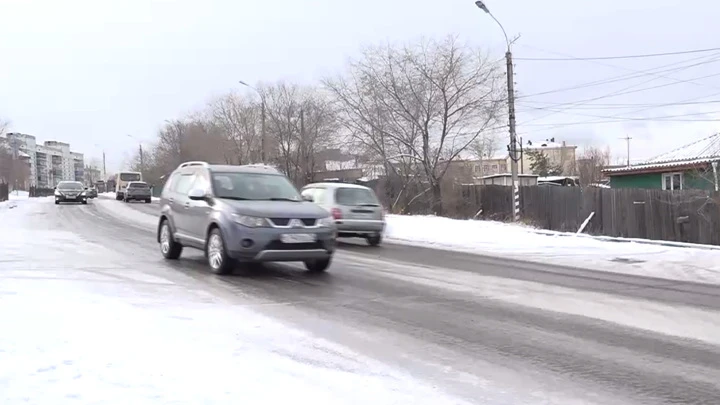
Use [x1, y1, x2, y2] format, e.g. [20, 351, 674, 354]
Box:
[87, 186, 98, 198]
[54, 181, 88, 205]
[300, 182, 385, 246]
[123, 181, 152, 203]
[156, 161, 336, 275]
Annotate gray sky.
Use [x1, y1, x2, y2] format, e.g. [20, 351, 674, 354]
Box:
[2, 0, 719, 172]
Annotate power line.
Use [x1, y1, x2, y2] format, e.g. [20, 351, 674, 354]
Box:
[518, 70, 720, 126]
[518, 99, 720, 110]
[520, 110, 720, 126]
[514, 46, 720, 61]
[517, 52, 720, 99]
[516, 90, 720, 136]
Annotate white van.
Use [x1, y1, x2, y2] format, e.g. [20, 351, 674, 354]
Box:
[115, 171, 142, 200]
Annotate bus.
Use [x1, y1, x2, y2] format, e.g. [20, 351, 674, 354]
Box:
[115, 171, 142, 200]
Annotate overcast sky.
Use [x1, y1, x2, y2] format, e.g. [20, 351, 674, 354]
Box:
[2, 0, 719, 172]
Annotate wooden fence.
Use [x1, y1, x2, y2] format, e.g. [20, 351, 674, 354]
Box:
[439, 185, 720, 246]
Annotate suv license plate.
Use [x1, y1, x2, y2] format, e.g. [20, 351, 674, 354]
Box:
[281, 233, 316, 244]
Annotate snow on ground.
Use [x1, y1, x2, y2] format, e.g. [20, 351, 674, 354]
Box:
[383, 215, 720, 285]
[93, 196, 720, 285]
[0, 190, 30, 210]
[0, 199, 485, 405]
[348, 255, 720, 346]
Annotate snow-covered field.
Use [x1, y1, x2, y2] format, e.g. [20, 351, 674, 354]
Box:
[93, 196, 720, 285]
[0, 198, 477, 405]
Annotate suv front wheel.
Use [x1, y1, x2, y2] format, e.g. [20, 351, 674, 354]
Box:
[304, 258, 332, 273]
[159, 220, 183, 259]
[207, 228, 234, 275]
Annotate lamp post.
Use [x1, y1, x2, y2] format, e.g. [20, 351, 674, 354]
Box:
[475, 1, 520, 222]
[126, 134, 143, 177]
[238, 80, 267, 163]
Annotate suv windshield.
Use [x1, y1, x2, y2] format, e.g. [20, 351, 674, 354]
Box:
[128, 182, 149, 189]
[335, 187, 379, 206]
[211, 172, 301, 201]
[57, 182, 83, 190]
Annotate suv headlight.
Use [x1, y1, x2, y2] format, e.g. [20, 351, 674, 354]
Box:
[232, 214, 268, 228]
[54, 190, 62, 196]
[317, 215, 334, 227]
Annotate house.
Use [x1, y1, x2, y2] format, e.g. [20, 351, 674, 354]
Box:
[478, 174, 538, 186]
[520, 138, 577, 176]
[603, 133, 720, 190]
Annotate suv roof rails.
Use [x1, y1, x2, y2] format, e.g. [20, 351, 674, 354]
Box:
[239, 164, 280, 173]
[177, 161, 209, 170]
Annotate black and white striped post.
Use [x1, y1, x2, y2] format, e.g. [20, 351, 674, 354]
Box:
[476, 0, 521, 222]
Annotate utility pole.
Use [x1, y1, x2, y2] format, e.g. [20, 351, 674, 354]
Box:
[300, 108, 306, 181]
[621, 135, 632, 168]
[239, 80, 267, 164]
[139, 143, 144, 176]
[102, 151, 107, 181]
[260, 99, 266, 163]
[476, 0, 520, 222]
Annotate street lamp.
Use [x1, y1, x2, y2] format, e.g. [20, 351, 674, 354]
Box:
[475, 1, 520, 222]
[126, 134, 144, 177]
[238, 80, 267, 163]
[93, 143, 107, 183]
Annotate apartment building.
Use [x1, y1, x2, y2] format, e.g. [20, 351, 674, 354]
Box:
[5, 133, 85, 187]
[519, 138, 577, 175]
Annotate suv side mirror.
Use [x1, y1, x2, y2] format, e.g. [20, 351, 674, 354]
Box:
[84, 187, 88, 190]
[302, 194, 313, 202]
[188, 188, 207, 201]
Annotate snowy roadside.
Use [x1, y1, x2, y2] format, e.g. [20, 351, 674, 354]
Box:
[93, 197, 720, 285]
[384, 215, 720, 285]
[0, 190, 30, 210]
[0, 198, 479, 405]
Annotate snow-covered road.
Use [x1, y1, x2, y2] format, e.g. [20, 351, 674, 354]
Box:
[2, 196, 720, 404]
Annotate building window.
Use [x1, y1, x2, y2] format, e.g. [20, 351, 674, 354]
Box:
[662, 172, 683, 190]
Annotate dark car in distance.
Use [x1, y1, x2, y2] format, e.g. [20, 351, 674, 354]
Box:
[54, 181, 88, 205]
[123, 181, 152, 203]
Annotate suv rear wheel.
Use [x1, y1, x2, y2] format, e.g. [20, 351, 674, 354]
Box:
[207, 228, 234, 275]
[366, 234, 382, 247]
[304, 258, 331, 273]
[159, 220, 183, 259]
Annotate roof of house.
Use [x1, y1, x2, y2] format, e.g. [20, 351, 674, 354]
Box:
[604, 133, 720, 174]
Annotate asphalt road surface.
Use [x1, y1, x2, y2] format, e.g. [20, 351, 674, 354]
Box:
[47, 197, 720, 404]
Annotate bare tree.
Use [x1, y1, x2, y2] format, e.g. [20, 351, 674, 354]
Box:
[324, 35, 504, 214]
[209, 93, 263, 165]
[577, 146, 611, 186]
[262, 82, 339, 185]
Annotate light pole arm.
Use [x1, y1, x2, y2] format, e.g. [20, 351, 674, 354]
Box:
[487, 12, 510, 52]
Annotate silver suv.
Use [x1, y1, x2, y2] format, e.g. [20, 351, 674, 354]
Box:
[300, 182, 385, 246]
[156, 162, 336, 274]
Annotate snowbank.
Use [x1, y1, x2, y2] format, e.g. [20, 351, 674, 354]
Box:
[384, 215, 720, 285]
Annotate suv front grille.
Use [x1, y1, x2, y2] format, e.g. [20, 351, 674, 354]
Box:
[269, 218, 316, 227]
[265, 240, 325, 250]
